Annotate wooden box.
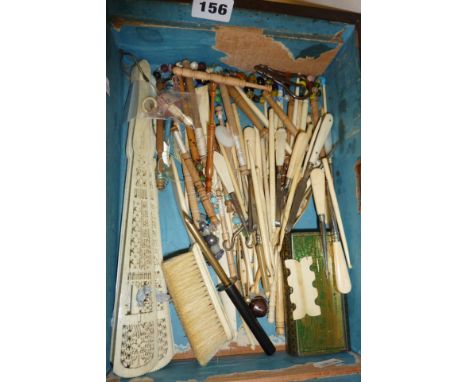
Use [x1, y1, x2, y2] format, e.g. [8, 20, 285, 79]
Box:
[106, 1, 361, 380]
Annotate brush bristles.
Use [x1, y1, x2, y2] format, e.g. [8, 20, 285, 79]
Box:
[162, 252, 229, 366]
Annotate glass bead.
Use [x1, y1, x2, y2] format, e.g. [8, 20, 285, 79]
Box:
[252, 94, 260, 103]
[248, 74, 257, 83]
[205, 234, 218, 246]
[160, 64, 169, 72]
[236, 72, 247, 81]
[256, 76, 265, 85]
[198, 62, 207, 71]
[190, 61, 198, 70]
[259, 96, 265, 104]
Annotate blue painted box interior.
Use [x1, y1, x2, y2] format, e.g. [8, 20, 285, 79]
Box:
[107, 0, 360, 378]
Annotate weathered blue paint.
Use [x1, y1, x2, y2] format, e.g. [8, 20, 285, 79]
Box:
[323, 33, 361, 354]
[107, 0, 361, 375]
[117, 351, 358, 382]
[106, 24, 129, 373]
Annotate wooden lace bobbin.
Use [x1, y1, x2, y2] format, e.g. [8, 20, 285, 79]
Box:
[234, 85, 269, 128]
[228, 86, 268, 138]
[322, 157, 352, 268]
[181, 60, 206, 163]
[205, 82, 217, 193]
[181, 158, 201, 224]
[173, 66, 272, 92]
[177, 72, 200, 163]
[263, 91, 298, 137]
[171, 125, 218, 225]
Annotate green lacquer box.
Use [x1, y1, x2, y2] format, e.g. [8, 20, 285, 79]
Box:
[281, 232, 348, 356]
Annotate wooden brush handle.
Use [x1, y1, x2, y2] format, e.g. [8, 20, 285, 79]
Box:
[177, 73, 201, 163]
[228, 86, 268, 137]
[172, 127, 218, 225]
[263, 92, 298, 137]
[205, 82, 217, 193]
[173, 66, 272, 92]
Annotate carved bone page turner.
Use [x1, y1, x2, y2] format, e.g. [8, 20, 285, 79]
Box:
[112, 60, 173, 378]
[285, 256, 321, 320]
